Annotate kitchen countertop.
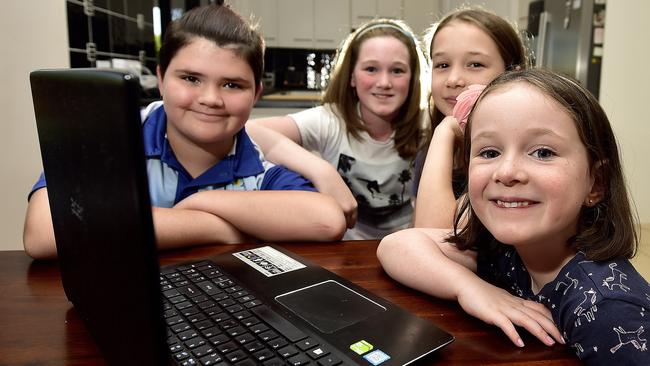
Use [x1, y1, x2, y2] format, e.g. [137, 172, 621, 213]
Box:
[255, 90, 322, 108]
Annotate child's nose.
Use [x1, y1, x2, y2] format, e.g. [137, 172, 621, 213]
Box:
[377, 72, 392, 88]
[493, 156, 527, 186]
[445, 66, 466, 88]
[198, 84, 224, 107]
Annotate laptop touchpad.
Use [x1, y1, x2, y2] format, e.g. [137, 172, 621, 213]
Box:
[275, 280, 386, 334]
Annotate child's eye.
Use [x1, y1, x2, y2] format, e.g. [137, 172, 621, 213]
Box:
[433, 63, 449, 69]
[478, 148, 500, 159]
[364, 66, 377, 73]
[391, 68, 406, 74]
[181, 75, 200, 84]
[223, 81, 241, 89]
[468, 62, 484, 68]
[531, 147, 556, 160]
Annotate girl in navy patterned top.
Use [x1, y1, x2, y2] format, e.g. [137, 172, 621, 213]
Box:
[378, 69, 649, 365]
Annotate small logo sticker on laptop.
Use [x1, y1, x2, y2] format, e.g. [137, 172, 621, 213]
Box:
[363, 350, 391, 365]
[350, 340, 373, 355]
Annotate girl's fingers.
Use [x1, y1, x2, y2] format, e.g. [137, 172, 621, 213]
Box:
[492, 315, 525, 347]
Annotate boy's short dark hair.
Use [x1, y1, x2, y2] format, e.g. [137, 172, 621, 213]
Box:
[158, 5, 264, 91]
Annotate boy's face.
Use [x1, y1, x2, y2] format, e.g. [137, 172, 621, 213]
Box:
[467, 83, 596, 251]
[157, 37, 260, 155]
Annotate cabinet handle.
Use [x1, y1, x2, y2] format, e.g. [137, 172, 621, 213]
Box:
[315, 39, 334, 43]
[266, 37, 276, 41]
[293, 38, 312, 42]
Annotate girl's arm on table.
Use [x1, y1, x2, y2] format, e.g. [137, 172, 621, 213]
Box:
[377, 228, 564, 347]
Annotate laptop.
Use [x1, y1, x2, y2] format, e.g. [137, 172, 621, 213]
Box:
[29, 68, 453, 366]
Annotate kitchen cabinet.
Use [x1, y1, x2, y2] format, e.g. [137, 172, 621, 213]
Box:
[377, 0, 402, 19]
[351, 0, 378, 28]
[351, 0, 403, 29]
[314, 0, 351, 49]
[403, 0, 439, 37]
[251, 0, 279, 47]
[277, 0, 314, 48]
[228, 0, 279, 47]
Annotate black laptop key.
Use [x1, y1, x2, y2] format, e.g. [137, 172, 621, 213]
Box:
[287, 353, 311, 366]
[235, 359, 258, 366]
[253, 348, 275, 362]
[172, 321, 192, 333]
[244, 340, 265, 353]
[196, 280, 222, 296]
[278, 344, 299, 358]
[208, 333, 229, 346]
[163, 288, 181, 298]
[235, 332, 255, 345]
[178, 284, 202, 298]
[306, 347, 329, 360]
[252, 305, 308, 342]
[268, 337, 288, 350]
[225, 349, 248, 363]
[296, 338, 319, 351]
[263, 357, 287, 366]
[317, 355, 342, 366]
[178, 329, 199, 342]
[191, 344, 215, 358]
[199, 352, 223, 365]
[259, 329, 279, 342]
[216, 340, 239, 354]
[185, 336, 206, 349]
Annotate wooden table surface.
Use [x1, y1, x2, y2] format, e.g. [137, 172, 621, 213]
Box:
[0, 240, 579, 365]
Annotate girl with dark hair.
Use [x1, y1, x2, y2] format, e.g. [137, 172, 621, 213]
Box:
[413, 7, 529, 228]
[378, 69, 648, 365]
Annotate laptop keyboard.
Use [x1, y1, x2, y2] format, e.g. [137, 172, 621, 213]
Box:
[161, 260, 345, 366]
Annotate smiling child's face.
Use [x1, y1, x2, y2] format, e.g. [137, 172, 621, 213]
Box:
[467, 82, 596, 250]
[157, 36, 260, 153]
[430, 21, 506, 117]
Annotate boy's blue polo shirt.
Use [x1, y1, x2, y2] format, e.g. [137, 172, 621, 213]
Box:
[30, 103, 315, 206]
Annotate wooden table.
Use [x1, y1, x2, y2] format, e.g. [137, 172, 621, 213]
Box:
[0, 240, 578, 365]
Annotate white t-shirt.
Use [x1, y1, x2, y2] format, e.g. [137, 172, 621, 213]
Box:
[289, 104, 417, 239]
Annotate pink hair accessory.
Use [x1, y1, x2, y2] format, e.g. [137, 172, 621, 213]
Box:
[453, 84, 486, 130]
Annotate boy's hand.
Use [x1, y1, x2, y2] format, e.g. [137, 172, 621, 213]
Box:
[457, 278, 565, 348]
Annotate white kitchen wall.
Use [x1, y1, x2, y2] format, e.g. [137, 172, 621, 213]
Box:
[0, 1, 68, 251]
[600, 0, 650, 225]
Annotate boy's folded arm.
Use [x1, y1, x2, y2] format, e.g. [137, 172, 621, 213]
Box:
[175, 190, 346, 242]
[377, 228, 563, 347]
[413, 117, 462, 228]
[151, 207, 252, 250]
[23, 188, 57, 260]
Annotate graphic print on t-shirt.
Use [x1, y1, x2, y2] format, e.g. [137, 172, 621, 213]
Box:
[337, 153, 413, 229]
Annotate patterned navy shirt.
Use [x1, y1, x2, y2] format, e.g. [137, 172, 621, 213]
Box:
[478, 244, 650, 365]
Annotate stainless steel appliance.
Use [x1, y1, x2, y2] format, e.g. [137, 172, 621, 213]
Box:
[528, 0, 606, 98]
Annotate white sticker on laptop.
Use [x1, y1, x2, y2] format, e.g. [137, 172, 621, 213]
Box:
[233, 246, 306, 277]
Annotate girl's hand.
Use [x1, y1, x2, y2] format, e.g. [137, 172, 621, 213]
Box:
[456, 278, 565, 348]
[437, 115, 464, 141]
[312, 166, 357, 228]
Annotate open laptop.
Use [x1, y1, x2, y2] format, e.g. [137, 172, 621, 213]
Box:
[29, 68, 453, 366]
